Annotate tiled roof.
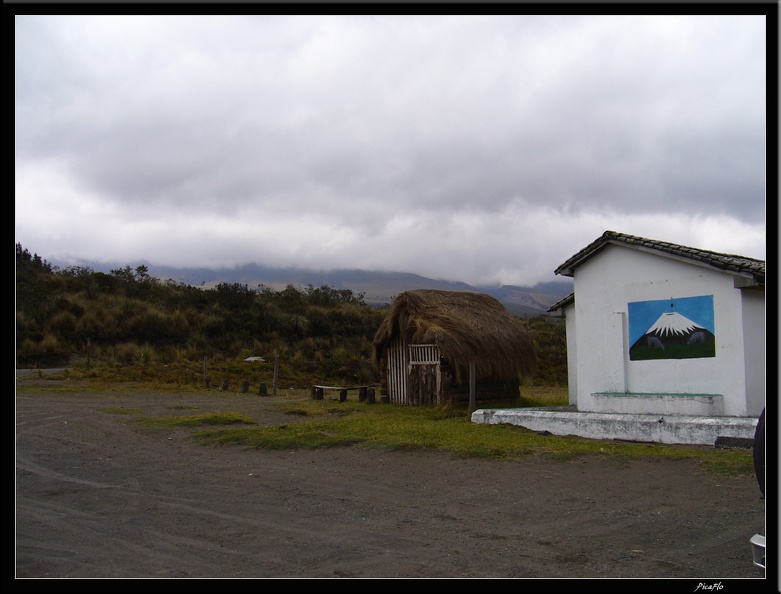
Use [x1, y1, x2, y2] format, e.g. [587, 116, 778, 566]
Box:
[547, 292, 574, 314]
[553, 230, 765, 285]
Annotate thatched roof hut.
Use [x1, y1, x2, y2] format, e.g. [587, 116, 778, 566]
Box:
[372, 290, 538, 405]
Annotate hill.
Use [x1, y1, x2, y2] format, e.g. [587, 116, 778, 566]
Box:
[146, 263, 573, 316]
[50, 259, 574, 317]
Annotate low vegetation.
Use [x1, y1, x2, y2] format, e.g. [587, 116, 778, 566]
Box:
[92, 387, 753, 477]
[15, 242, 567, 388]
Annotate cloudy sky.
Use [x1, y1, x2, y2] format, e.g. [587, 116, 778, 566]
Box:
[15, 14, 767, 287]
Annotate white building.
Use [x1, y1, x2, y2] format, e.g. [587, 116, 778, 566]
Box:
[472, 231, 765, 445]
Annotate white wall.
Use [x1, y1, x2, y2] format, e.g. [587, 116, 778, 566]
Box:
[564, 306, 577, 406]
[569, 245, 762, 417]
[741, 289, 766, 417]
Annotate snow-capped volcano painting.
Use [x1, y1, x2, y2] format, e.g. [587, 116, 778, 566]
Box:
[628, 295, 715, 360]
[647, 311, 703, 337]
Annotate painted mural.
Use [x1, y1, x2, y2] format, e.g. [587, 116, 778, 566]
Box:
[628, 295, 715, 361]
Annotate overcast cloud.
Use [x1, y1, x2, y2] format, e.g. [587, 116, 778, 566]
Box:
[15, 14, 767, 287]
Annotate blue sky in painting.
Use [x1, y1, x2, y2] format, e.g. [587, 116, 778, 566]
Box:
[628, 295, 715, 346]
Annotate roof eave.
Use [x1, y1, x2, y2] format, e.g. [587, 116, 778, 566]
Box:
[547, 292, 574, 313]
[734, 275, 765, 289]
[554, 232, 765, 281]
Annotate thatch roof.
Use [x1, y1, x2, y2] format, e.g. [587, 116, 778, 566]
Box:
[372, 289, 538, 382]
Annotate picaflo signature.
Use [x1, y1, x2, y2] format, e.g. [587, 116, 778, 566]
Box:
[694, 583, 723, 592]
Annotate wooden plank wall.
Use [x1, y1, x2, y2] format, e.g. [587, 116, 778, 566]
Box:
[387, 335, 408, 404]
[408, 344, 442, 405]
[387, 341, 442, 405]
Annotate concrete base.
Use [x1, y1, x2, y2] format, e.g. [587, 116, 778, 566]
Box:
[590, 392, 724, 416]
[470, 407, 759, 446]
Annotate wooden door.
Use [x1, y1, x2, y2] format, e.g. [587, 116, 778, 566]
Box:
[407, 345, 441, 406]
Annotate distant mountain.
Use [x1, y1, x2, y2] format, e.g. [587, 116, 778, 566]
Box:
[476, 283, 572, 316]
[51, 259, 573, 317]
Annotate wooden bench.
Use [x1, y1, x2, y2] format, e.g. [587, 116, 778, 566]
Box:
[311, 385, 376, 403]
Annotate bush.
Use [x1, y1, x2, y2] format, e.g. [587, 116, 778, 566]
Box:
[15, 244, 568, 388]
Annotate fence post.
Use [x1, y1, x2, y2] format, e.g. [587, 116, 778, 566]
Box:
[469, 360, 476, 412]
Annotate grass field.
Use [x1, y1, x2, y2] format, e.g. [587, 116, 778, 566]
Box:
[16, 372, 755, 478]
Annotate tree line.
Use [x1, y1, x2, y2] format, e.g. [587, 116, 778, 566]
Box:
[15, 243, 567, 387]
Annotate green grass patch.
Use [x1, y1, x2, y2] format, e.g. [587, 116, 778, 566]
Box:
[178, 396, 754, 477]
[517, 385, 570, 407]
[193, 423, 363, 448]
[698, 451, 757, 478]
[22, 382, 754, 478]
[133, 412, 257, 430]
[16, 381, 134, 394]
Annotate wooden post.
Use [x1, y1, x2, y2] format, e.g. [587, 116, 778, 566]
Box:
[259, 383, 267, 396]
[358, 386, 367, 402]
[312, 386, 324, 400]
[469, 360, 476, 412]
[367, 388, 375, 404]
[272, 356, 279, 395]
[339, 389, 348, 402]
[241, 381, 249, 393]
[203, 356, 208, 387]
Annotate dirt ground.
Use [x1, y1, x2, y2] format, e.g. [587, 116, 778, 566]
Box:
[15, 378, 767, 583]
